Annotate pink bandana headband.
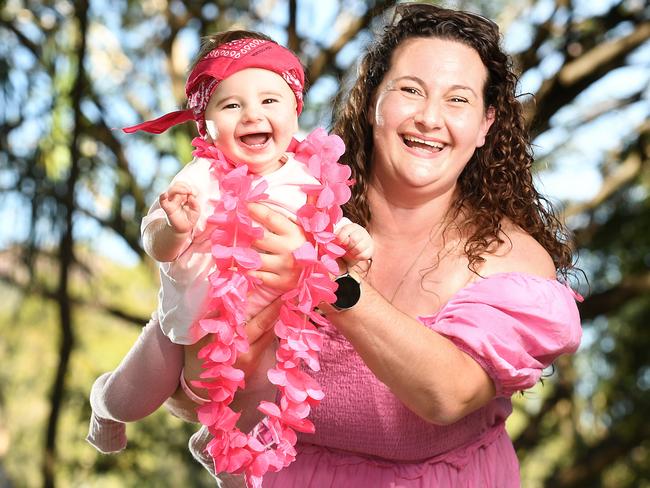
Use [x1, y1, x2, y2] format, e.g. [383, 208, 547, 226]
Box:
[123, 38, 305, 136]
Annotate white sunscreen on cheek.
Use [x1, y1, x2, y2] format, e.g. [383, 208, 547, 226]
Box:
[374, 99, 385, 127]
[373, 81, 398, 127]
[205, 120, 218, 140]
[373, 91, 386, 127]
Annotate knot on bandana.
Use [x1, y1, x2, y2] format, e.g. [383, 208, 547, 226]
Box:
[123, 38, 305, 136]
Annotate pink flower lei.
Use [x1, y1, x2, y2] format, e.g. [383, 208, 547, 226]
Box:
[189, 128, 351, 487]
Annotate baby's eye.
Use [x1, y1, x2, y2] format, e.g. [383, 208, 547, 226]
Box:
[223, 103, 240, 109]
[262, 98, 279, 104]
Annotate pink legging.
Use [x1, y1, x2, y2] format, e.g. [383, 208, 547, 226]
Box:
[90, 313, 184, 422]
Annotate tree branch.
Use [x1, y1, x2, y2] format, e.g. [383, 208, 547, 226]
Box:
[513, 355, 577, 453]
[577, 271, 650, 320]
[43, 1, 88, 484]
[563, 119, 649, 220]
[306, 0, 396, 83]
[287, 0, 299, 52]
[563, 151, 643, 219]
[546, 419, 650, 487]
[0, 18, 41, 59]
[0, 270, 150, 327]
[526, 21, 650, 134]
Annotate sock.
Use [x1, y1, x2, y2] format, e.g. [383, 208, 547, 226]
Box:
[189, 426, 218, 479]
[188, 427, 247, 487]
[86, 372, 127, 454]
[86, 411, 127, 454]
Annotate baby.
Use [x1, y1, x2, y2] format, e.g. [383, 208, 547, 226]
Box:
[86, 29, 373, 469]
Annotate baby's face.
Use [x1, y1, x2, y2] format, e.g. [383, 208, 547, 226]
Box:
[204, 68, 299, 175]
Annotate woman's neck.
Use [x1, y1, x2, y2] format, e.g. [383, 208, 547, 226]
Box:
[366, 181, 457, 243]
[364, 181, 472, 316]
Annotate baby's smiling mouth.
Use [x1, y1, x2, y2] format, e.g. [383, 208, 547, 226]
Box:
[240, 133, 271, 147]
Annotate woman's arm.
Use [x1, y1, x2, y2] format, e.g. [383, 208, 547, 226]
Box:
[322, 227, 558, 425]
[164, 300, 281, 430]
[320, 278, 495, 425]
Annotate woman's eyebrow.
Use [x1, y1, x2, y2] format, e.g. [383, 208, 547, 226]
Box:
[392, 75, 426, 85]
[449, 84, 478, 96]
[391, 77, 478, 97]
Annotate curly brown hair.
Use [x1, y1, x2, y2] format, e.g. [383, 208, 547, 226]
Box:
[332, 3, 574, 276]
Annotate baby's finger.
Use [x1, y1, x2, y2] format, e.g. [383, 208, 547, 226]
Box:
[159, 192, 179, 213]
[335, 225, 355, 246]
[186, 194, 200, 212]
[167, 182, 196, 197]
[347, 229, 365, 248]
[350, 246, 373, 261]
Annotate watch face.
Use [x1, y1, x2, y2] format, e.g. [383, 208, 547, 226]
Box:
[334, 274, 361, 310]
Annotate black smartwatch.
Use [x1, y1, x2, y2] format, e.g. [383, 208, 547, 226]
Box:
[333, 272, 362, 311]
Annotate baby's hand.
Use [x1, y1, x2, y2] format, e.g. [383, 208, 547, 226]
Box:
[159, 182, 200, 235]
[336, 223, 374, 264]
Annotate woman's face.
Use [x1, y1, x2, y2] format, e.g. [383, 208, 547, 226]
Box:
[369, 37, 495, 202]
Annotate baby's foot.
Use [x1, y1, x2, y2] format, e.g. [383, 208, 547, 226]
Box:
[188, 426, 218, 479]
[189, 426, 251, 487]
[86, 411, 127, 454]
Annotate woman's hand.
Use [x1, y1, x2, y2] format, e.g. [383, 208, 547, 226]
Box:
[234, 299, 281, 380]
[248, 203, 306, 291]
[165, 300, 281, 425]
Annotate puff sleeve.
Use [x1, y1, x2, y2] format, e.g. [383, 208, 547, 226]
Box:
[419, 273, 582, 397]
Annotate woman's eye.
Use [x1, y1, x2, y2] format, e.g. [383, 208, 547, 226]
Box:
[401, 87, 421, 96]
[450, 96, 468, 103]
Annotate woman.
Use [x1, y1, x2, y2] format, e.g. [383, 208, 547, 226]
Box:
[171, 4, 582, 486]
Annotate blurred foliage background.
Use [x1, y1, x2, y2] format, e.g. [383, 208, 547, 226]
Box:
[1, 0, 649, 486]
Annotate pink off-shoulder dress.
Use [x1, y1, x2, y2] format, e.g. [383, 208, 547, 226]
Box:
[261, 272, 582, 488]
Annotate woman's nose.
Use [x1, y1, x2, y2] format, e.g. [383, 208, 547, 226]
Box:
[414, 99, 442, 129]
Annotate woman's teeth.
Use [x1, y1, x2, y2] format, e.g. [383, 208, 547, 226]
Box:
[403, 135, 443, 151]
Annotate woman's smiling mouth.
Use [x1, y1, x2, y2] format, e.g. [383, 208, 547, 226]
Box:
[402, 135, 445, 153]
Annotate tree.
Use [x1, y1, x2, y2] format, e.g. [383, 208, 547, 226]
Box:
[0, 0, 648, 486]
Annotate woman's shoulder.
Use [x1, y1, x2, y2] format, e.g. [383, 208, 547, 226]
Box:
[477, 220, 556, 280]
